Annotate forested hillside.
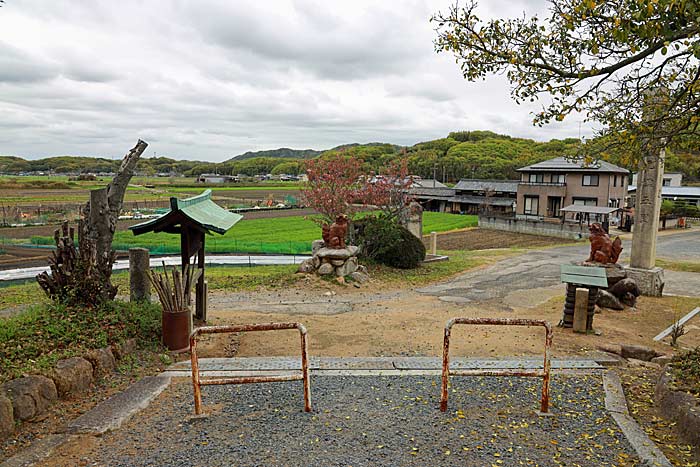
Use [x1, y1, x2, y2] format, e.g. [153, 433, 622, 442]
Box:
[2, 130, 698, 182]
[228, 148, 322, 161]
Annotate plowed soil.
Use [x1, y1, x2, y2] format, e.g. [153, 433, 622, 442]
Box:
[426, 228, 571, 250]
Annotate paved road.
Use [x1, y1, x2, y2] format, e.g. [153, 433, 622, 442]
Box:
[0, 254, 310, 282]
[419, 230, 700, 304]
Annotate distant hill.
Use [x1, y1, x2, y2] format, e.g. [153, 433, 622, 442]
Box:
[3, 130, 696, 181]
[228, 148, 322, 161]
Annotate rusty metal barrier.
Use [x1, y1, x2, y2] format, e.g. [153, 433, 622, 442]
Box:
[440, 317, 553, 413]
[190, 323, 311, 415]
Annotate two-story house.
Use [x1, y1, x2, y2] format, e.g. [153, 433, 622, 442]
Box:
[516, 157, 629, 220]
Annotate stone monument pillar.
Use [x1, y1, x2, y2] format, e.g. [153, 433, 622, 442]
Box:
[129, 248, 151, 302]
[626, 146, 665, 296]
[406, 201, 423, 240]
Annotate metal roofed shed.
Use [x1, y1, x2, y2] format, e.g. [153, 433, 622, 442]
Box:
[130, 189, 242, 321]
[560, 205, 622, 215]
[560, 204, 622, 232]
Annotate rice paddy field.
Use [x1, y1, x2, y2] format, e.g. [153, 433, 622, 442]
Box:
[30, 212, 478, 255]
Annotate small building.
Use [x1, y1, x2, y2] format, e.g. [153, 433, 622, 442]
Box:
[516, 157, 629, 221]
[628, 185, 700, 207]
[632, 172, 682, 187]
[410, 179, 517, 214]
[452, 179, 517, 214]
[196, 174, 240, 184]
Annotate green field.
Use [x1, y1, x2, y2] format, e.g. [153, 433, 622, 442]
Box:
[31, 212, 477, 254]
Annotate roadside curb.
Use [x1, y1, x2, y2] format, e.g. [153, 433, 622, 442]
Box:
[66, 374, 171, 434]
[0, 434, 69, 467]
[0, 375, 172, 467]
[603, 370, 673, 467]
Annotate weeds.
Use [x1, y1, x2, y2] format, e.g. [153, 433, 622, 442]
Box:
[0, 300, 161, 382]
[673, 347, 700, 395]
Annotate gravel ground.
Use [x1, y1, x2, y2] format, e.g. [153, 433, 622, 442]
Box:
[84, 375, 638, 467]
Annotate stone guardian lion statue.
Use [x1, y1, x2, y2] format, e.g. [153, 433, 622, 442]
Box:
[588, 222, 623, 264]
[322, 214, 349, 249]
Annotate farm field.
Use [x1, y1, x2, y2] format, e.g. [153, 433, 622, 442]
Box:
[0, 175, 303, 226]
[27, 212, 479, 255]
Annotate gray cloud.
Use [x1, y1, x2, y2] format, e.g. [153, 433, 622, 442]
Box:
[0, 0, 589, 161]
[0, 42, 59, 83]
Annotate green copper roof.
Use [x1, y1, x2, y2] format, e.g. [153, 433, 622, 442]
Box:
[129, 189, 242, 235]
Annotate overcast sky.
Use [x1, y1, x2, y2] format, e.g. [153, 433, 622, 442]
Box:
[0, 0, 592, 161]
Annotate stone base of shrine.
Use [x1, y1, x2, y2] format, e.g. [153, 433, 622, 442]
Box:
[624, 266, 665, 297]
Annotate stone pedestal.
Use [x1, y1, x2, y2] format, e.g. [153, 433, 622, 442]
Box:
[129, 248, 151, 302]
[624, 266, 664, 297]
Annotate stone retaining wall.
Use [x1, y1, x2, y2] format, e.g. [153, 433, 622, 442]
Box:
[0, 338, 137, 440]
[655, 366, 700, 448]
[478, 215, 589, 240]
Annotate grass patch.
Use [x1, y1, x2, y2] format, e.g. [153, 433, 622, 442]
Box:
[363, 248, 518, 288]
[110, 265, 301, 293]
[0, 280, 48, 309]
[422, 211, 477, 232]
[30, 212, 478, 255]
[656, 258, 700, 273]
[0, 300, 161, 382]
[0, 178, 75, 190]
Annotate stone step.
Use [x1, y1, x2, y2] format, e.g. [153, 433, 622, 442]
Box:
[167, 356, 603, 372]
[65, 375, 171, 434]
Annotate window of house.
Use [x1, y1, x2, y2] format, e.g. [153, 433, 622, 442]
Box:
[663, 178, 671, 186]
[551, 174, 565, 184]
[613, 175, 617, 187]
[528, 173, 544, 183]
[524, 195, 539, 215]
[582, 174, 599, 186]
[573, 198, 598, 206]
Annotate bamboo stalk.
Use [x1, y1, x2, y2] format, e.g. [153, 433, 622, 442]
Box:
[147, 263, 200, 312]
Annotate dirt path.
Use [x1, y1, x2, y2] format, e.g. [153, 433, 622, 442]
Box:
[203, 279, 699, 360]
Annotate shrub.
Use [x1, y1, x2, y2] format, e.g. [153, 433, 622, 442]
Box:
[354, 215, 425, 269]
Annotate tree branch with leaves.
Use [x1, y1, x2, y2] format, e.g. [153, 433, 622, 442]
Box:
[433, 0, 700, 153]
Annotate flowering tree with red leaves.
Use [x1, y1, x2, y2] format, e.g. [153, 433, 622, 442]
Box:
[301, 155, 364, 224]
[301, 155, 415, 225]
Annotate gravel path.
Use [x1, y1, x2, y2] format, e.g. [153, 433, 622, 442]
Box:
[85, 375, 638, 466]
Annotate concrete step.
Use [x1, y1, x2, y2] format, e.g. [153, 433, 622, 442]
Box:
[167, 356, 604, 373]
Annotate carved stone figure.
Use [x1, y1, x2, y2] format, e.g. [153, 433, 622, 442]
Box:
[322, 214, 349, 249]
[588, 223, 623, 264]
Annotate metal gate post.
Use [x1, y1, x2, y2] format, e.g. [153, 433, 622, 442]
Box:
[189, 322, 312, 415]
[439, 317, 553, 413]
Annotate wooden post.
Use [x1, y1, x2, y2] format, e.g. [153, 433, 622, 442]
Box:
[129, 248, 151, 302]
[180, 227, 190, 272]
[430, 231, 437, 256]
[573, 288, 589, 333]
[196, 233, 206, 321]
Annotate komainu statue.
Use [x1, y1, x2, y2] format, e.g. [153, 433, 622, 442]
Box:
[588, 223, 623, 264]
[322, 214, 349, 249]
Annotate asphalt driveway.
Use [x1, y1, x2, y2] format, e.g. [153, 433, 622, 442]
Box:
[419, 229, 700, 304]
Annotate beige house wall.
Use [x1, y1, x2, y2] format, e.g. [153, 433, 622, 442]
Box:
[516, 172, 628, 217]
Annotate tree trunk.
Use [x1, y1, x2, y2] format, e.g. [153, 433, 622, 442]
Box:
[37, 140, 148, 304]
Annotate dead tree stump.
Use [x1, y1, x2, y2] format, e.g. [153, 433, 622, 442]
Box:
[36, 140, 148, 305]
